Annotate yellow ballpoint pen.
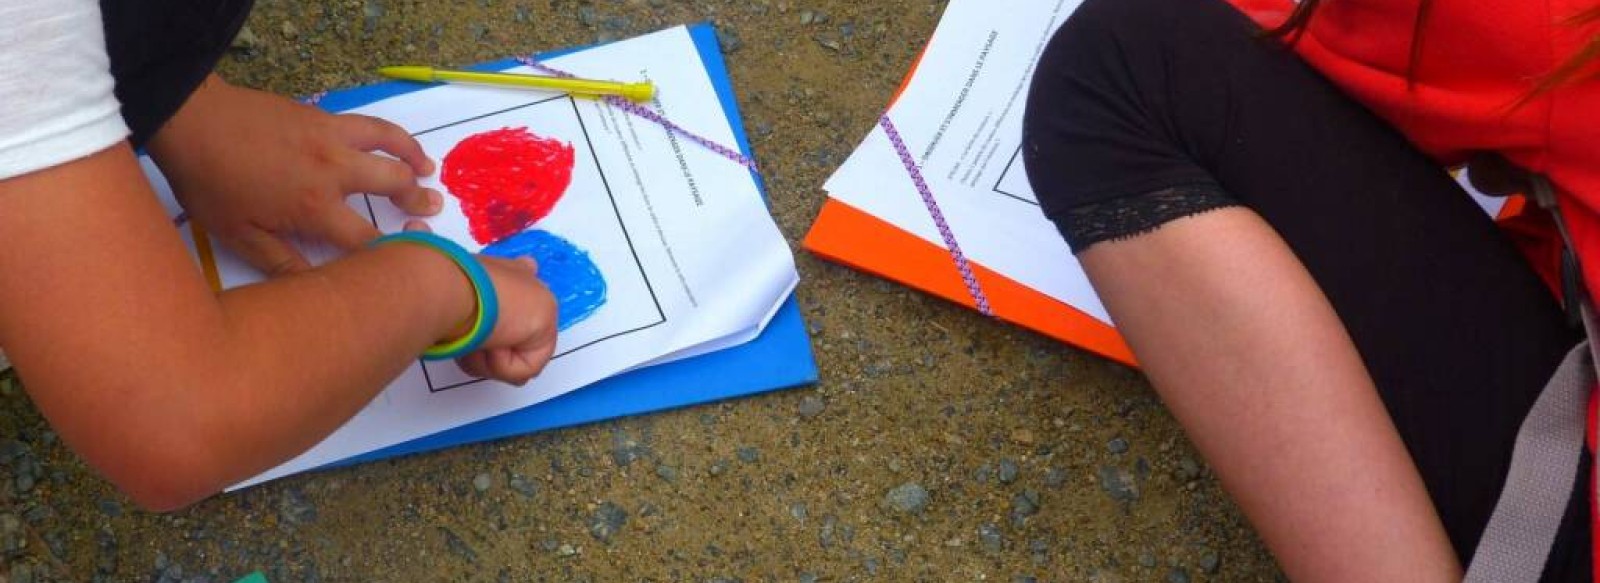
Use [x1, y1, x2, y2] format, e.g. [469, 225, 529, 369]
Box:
[378, 65, 656, 103]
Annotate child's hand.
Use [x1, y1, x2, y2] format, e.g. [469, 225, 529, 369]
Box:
[150, 75, 440, 275]
[468, 254, 560, 384]
[398, 220, 558, 384]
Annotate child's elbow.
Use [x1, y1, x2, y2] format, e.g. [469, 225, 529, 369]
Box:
[120, 477, 211, 513]
[97, 432, 226, 513]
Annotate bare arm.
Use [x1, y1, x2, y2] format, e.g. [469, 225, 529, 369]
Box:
[0, 144, 549, 510]
[1078, 208, 1459, 582]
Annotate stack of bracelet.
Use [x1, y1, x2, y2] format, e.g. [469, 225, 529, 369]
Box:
[370, 231, 500, 360]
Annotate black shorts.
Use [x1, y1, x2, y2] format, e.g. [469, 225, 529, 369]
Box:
[99, 0, 256, 147]
[1021, 0, 1590, 578]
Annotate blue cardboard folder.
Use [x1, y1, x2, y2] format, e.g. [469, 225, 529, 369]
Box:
[317, 24, 816, 470]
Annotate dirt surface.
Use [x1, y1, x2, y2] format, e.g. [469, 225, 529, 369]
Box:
[0, 1, 1281, 581]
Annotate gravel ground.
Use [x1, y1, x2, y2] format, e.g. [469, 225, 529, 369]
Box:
[0, 0, 1281, 581]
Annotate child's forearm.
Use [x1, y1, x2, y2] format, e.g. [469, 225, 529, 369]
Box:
[0, 143, 477, 509]
[142, 243, 477, 507]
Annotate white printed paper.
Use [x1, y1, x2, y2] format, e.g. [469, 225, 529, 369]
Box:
[146, 26, 796, 488]
[821, 0, 1110, 323]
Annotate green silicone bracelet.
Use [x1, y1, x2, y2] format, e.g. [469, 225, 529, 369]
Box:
[370, 231, 499, 360]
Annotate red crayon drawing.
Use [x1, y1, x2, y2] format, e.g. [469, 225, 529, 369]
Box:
[442, 127, 577, 244]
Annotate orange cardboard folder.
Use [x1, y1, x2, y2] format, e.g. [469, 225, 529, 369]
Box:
[803, 199, 1136, 366]
[799, 35, 1139, 366]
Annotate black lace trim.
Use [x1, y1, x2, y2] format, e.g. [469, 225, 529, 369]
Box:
[1054, 185, 1240, 252]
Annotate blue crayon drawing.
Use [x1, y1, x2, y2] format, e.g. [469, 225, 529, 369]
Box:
[482, 229, 608, 331]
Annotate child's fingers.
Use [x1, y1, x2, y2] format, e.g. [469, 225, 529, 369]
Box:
[335, 115, 434, 176]
[313, 207, 382, 251]
[485, 347, 540, 386]
[340, 153, 430, 206]
[227, 228, 312, 277]
[519, 332, 557, 378]
[373, 186, 441, 218]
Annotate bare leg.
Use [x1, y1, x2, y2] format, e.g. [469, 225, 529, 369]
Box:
[1081, 209, 1457, 581]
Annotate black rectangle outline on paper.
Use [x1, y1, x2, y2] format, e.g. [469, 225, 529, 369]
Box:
[991, 146, 1039, 206]
[359, 95, 667, 393]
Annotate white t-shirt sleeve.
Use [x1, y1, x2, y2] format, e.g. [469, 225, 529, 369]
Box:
[0, 0, 130, 180]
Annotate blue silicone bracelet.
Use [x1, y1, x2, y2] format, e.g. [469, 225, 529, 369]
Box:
[371, 231, 500, 361]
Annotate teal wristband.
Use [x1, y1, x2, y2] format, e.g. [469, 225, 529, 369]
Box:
[371, 231, 499, 361]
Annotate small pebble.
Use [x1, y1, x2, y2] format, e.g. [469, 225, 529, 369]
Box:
[1098, 465, 1140, 502]
[98, 498, 123, 518]
[278, 489, 317, 526]
[1108, 437, 1130, 454]
[508, 474, 538, 498]
[978, 523, 1003, 553]
[654, 464, 680, 483]
[819, 515, 837, 548]
[1013, 577, 1038, 583]
[472, 472, 493, 492]
[557, 543, 578, 557]
[1139, 551, 1158, 568]
[362, 0, 385, 33]
[589, 502, 628, 543]
[974, 463, 994, 484]
[1166, 567, 1191, 583]
[998, 459, 1020, 484]
[798, 573, 819, 583]
[1176, 458, 1203, 482]
[610, 430, 646, 467]
[798, 395, 826, 418]
[736, 446, 761, 464]
[708, 460, 730, 476]
[14, 460, 37, 493]
[1199, 550, 1221, 574]
[884, 483, 930, 514]
[230, 26, 261, 50]
[441, 527, 477, 563]
[717, 28, 743, 53]
[1010, 490, 1041, 526]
